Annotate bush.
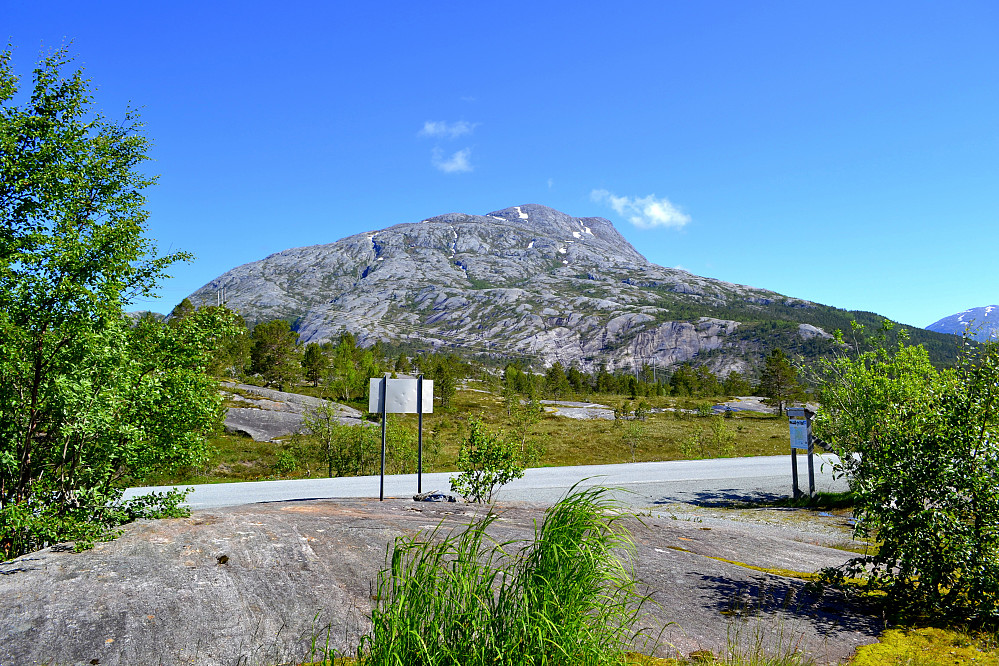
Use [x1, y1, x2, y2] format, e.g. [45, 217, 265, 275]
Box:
[449, 418, 524, 503]
[0, 48, 234, 559]
[1, 487, 189, 559]
[815, 324, 999, 622]
[301, 403, 378, 478]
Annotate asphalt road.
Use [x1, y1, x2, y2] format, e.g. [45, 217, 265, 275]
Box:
[124, 453, 848, 509]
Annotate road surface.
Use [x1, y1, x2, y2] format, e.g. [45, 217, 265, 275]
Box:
[124, 453, 848, 509]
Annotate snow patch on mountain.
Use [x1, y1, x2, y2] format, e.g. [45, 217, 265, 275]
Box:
[927, 305, 999, 342]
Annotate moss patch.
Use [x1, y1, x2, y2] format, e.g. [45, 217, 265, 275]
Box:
[849, 627, 999, 665]
[704, 556, 820, 582]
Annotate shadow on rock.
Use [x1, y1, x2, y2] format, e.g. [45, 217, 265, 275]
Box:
[653, 488, 789, 507]
[698, 573, 883, 638]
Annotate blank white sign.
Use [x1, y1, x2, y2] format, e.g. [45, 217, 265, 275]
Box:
[368, 378, 434, 414]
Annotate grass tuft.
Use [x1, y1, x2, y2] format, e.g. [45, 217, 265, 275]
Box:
[358, 485, 656, 665]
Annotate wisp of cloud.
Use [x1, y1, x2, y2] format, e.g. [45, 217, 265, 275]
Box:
[432, 147, 473, 173]
[419, 120, 478, 139]
[590, 189, 690, 230]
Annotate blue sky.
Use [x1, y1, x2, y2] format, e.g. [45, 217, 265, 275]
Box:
[5, 1, 997, 328]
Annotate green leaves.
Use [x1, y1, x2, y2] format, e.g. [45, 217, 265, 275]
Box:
[419, 352, 464, 410]
[449, 418, 525, 503]
[302, 342, 328, 387]
[0, 47, 234, 559]
[363, 486, 647, 665]
[301, 404, 378, 478]
[249, 319, 300, 389]
[758, 348, 804, 416]
[816, 323, 999, 622]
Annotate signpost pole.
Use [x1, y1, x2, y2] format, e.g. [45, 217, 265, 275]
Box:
[790, 446, 800, 498]
[787, 407, 816, 499]
[806, 430, 816, 498]
[379, 375, 387, 501]
[368, 375, 433, 501]
[417, 373, 424, 494]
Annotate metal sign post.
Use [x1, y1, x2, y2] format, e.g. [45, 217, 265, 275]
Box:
[369, 376, 434, 500]
[379, 374, 388, 501]
[417, 374, 424, 494]
[787, 406, 815, 498]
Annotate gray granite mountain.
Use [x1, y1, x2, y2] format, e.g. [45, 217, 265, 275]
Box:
[927, 305, 999, 342]
[188, 204, 843, 375]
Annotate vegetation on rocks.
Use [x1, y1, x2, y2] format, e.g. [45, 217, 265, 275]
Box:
[148, 384, 793, 486]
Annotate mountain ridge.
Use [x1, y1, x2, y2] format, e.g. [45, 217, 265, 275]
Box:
[927, 305, 999, 342]
[187, 204, 959, 374]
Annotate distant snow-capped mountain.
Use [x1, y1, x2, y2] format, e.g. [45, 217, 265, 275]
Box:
[926, 305, 999, 342]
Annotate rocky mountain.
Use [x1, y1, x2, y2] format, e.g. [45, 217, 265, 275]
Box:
[926, 305, 999, 342]
[187, 204, 956, 375]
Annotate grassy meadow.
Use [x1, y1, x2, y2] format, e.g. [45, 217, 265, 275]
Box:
[143, 381, 793, 486]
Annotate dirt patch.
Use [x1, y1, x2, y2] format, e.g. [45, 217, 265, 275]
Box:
[0, 500, 881, 666]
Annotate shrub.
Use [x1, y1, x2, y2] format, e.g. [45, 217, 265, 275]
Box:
[1, 487, 189, 559]
[449, 418, 524, 503]
[815, 323, 999, 622]
[301, 403, 378, 478]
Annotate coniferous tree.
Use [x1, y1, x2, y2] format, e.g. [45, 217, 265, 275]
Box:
[566, 365, 588, 394]
[167, 298, 196, 327]
[545, 361, 570, 399]
[758, 349, 803, 416]
[250, 320, 300, 388]
[722, 371, 752, 396]
[302, 343, 329, 387]
[394, 352, 412, 374]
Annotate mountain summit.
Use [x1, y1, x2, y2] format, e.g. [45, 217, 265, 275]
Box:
[187, 204, 951, 374]
[926, 305, 999, 342]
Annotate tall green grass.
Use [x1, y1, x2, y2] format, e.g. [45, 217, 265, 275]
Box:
[359, 486, 655, 665]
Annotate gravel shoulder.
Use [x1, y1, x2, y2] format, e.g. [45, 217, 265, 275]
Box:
[1, 499, 879, 666]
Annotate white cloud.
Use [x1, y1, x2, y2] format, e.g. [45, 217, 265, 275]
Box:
[432, 147, 473, 174]
[418, 120, 478, 139]
[590, 189, 691, 230]
[547, 178, 554, 189]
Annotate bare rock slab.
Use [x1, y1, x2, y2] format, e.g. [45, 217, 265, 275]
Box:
[221, 383, 364, 441]
[0, 500, 881, 666]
